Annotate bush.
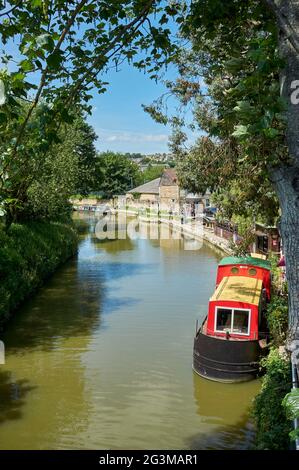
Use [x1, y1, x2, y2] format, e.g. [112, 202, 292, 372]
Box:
[283, 389, 299, 442]
[252, 348, 292, 449]
[0, 221, 78, 326]
[268, 251, 288, 295]
[266, 295, 289, 346]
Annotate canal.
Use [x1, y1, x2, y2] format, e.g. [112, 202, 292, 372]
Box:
[0, 213, 260, 449]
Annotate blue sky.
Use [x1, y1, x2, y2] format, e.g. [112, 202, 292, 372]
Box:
[2, 13, 199, 155]
[88, 63, 197, 155]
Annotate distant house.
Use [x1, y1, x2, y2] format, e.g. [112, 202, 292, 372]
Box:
[126, 177, 160, 202]
[253, 223, 281, 255]
[181, 189, 212, 210]
[126, 169, 210, 212]
[212, 219, 281, 256]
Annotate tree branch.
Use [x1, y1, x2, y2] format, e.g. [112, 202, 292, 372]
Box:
[3, 0, 156, 186]
[11, 0, 90, 157]
[0, 1, 22, 17]
[64, 0, 156, 106]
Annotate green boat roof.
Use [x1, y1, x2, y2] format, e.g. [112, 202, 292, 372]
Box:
[219, 256, 271, 270]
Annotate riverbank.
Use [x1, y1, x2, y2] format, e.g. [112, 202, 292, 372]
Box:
[160, 218, 232, 255]
[111, 208, 232, 255]
[0, 221, 78, 327]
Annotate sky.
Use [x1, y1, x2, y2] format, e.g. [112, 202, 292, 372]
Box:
[4, 38, 190, 155]
[87, 63, 198, 155]
[2, 9, 200, 156]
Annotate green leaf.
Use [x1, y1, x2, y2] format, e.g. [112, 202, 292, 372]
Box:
[232, 125, 249, 138]
[225, 57, 244, 73]
[233, 101, 256, 123]
[234, 101, 253, 115]
[283, 389, 299, 419]
[0, 112, 7, 124]
[60, 108, 74, 124]
[12, 72, 25, 81]
[263, 128, 281, 139]
[20, 59, 34, 72]
[46, 50, 64, 68]
[30, 0, 42, 7]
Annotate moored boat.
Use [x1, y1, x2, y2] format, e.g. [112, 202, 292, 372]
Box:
[193, 256, 271, 383]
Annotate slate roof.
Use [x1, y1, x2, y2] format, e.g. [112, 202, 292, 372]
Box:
[127, 177, 161, 195]
[160, 168, 178, 186]
[128, 169, 179, 195]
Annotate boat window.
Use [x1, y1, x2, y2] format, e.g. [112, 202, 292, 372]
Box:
[215, 307, 251, 335]
[230, 267, 239, 274]
[232, 309, 250, 334]
[248, 268, 257, 276]
[215, 308, 232, 332]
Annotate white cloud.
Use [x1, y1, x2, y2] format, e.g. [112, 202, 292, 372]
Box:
[98, 128, 169, 144]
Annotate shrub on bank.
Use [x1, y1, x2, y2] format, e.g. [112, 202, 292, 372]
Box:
[266, 295, 289, 346]
[0, 221, 78, 326]
[252, 348, 292, 450]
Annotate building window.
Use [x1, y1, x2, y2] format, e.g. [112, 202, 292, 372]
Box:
[215, 307, 251, 335]
[257, 235, 268, 253]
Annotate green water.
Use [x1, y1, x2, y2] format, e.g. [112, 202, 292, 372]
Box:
[0, 213, 260, 449]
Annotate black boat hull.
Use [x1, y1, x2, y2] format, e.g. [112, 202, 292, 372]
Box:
[193, 331, 264, 383]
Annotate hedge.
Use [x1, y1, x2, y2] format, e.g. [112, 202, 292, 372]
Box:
[0, 221, 78, 326]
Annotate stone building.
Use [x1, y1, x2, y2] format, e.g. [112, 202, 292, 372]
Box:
[126, 177, 160, 203]
[126, 169, 210, 214]
[159, 169, 180, 209]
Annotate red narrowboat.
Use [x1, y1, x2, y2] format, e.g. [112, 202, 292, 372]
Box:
[193, 256, 271, 383]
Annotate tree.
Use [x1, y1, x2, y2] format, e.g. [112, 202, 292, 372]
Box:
[146, 0, 299, 334]
[187, 0, 299, 334]
[72, 116, 98, 195]
[23, 113, 97, 221]
[0, 0, 181, 222]
[176, 137, 280, 225]
[142, 164, 164, 182]
[95, 152, 142, 198]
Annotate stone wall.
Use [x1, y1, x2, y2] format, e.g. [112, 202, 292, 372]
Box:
[159, 185, 180, 201]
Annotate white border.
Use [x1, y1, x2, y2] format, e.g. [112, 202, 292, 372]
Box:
[214, 306, 251, 336]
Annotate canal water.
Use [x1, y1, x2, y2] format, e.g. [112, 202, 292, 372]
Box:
[0, 213, 260, 450]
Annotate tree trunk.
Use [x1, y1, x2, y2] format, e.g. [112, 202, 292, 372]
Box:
[272, 1, 299, 336]
[272, 166, 299, 335]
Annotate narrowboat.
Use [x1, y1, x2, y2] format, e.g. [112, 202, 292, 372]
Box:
[193, 256, 271, 383]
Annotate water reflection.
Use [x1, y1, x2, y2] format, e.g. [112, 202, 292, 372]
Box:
[0, 370, 36, 425]
[193, 372, 259, 424]
[2, 256, 103, 353]
[190, 372, 259, 449]
[187, 417, 255, 450]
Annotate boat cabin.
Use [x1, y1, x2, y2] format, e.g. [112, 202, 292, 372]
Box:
[215, 256, 271, 300]
[205, 256, 271, 341]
